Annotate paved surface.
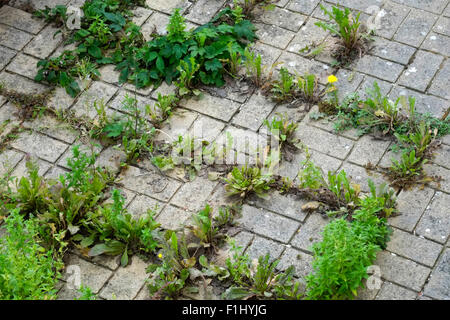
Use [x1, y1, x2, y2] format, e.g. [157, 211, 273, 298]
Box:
[0, 0, 449, 300]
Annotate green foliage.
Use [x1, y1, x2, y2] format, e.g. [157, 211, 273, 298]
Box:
[297, 73, 319, 102]
[243, 48, 263, 86]
[270, 67, 294, 101]
[174, 57, 201, 96]
[75, 285, 97, 300]
[224, 166, 273, 199]
[0, 209, 63, 300]
[263, 113, 300, 148]
[33, 5, 68, 26]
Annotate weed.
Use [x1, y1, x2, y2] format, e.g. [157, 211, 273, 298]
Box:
[263, 113, 300, 150]
[243, 48, 264, 87]
[270, 68, 294, 102]
[224, 165, 273, 199]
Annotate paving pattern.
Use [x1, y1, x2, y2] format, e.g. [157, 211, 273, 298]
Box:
[0, 0, 449, 300]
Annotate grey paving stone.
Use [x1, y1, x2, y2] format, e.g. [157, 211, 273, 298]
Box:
[180, 93, 240, 122]
[0, 71, 49, 95]
[10, 156, 51, 181]
[421, 32, 450, 56]
[151, 81, 176, 99]
[376, 282, 417, 300]
[294, 123, 354, 159]
[340, 162, 390, 193]
[290, 213, 330, 252]
[432, 143, 450, 169]
[170, 176, 217, 212]
[99, 255, 149, 300]
[44, 165, 68, 179]
[0, 148, 23, 176]
[0, 101, 20, 123]
[376, 1, 411, 39]
[95, 145, 127, 174]
[255, 6, 307, 32]
[428, 59, 450, 99]
[57, 138, 102, 169]
[0, 45, 15, 71]
[286, 17, 329, 56]
[398, 50, 443, 92]
[238, 204, 300, 243]
[184, 0, 224, 25]
[63, 254, 113, 294]
[389, 85, 449, 118]
[0, 24, 33, 51]
[232, 91, 275, 131]
[391, 0, 448, 14]
[156, 204, 193, 230]
[156, 108, 198, 142]
[141, 12, 170, 40]
[244, 236, 285, 262]
[98, 64, 122, 86]
[127, 194, 164, 219]
[358, 75, 393, 100]
[387, 228, 442, 267]
[287, 0, 320, 15]
[71, 82, 118, 119]
[424, 163, 450, 193]
[0, 5, 46, 34]
[206, 183, 236, 209]
[130, 6, 153, 26]
[46, 86, 77, 111]
[347, 135, 391, 166]
[394, 9, 438, 47]
[424, 248, 450, 299]
[326, 0, 384, 14]
[251, 41, 283, 67]
[334, 69, 365, 101]
[352, 54, 404, 82]
[249, 190, 309, 222]
[277, 247, 313, 279]
[232, 230, 255, 251]
[23, 114, 79, 143]
[390, 186, 435, 232]
[415, 191, 450, 243]
[10, 131, 69, 163]
[356, 279, 381, 300]
[145, 0, 191, 14]
[23, 24, 64, 59]
[118, 165, 182, 201]
[371, 37, 416, 65]
[187, 114, 224, 142]
[277, 52, 330, 84]
[445, 2, 450, 16]
[433, 16, 450, 36]
[215, 125, 268, 157]
[108, 89, 153, 114]
[254, 23, 296, 49]
[375, 251, 431, 291]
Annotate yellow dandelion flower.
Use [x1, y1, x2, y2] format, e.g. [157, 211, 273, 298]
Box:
[158, 253, 163, 259]
[327, 75, 338, 83]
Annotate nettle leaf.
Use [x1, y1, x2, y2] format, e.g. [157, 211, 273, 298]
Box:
[88, 46, 102, 59]
[103, 122, 124, 138]
[156, 56, 165, 73]
[233, 20, 256, 41]
[204, 59, 222, 72]
[144, 51, 158, 63]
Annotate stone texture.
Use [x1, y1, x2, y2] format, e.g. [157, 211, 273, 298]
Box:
[376, 2, 411, 39]
[424, 249, 450, 299]
[352, 55, 404, 82]
[392, 0, 448, 14]
[127, 194, 164, 219]
[184, 0, 224, 25]
[24, 24, 63, 59]
[180, 93, 240, 122]
[287, 0, 320, 15]
[255, 6, 306, 32]
[155, 204, 193, 230]
[415, 191, 450, 243]
[0, 5, 46, 34]
[23, 114, 79, 143]
[290, 214, 330, 252]
[0, 24, 33, 50]
[0, 148, 23, 176]
[71, 82, 117, 119]
[170, 176, 217, 212]
[371, 37, 416, 65]
[238, 205, 300, 243]
[245, 236, 285, 262]
[277, 247, 313, 279]
[10, 131, 68, 163]
[254, 23, 296, 49]
[428, 59, 450, 99]
[347, 135, 391, 166]
[387, 228, 442, 267]
[376, 282, 417, 300]
[287, 18, 328, 55]
[398, 50, 443, 92]
[340, 162, 389, 193]
[0, 71, 49, 95]
[232, 91, 275, 131]
[99, 255, 149, 300]
[145, 0, 191, 14]
[0, 45, 16, 71]
[421, 32, 450, 56]
[394, 9, 438, 47]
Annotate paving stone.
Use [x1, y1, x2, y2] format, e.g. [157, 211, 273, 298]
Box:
[151, 81, 176, 99]
[127, 194, 164, 219]
[249, 190, 309, 222]
[23, 115, 79, 143]
[63, 254, 113, 294]
[376, 1, 411, 39]
[287, 0, 320, 15]
[215, 125, 268, 157]
[286, 18, 329, 55]
[238, 204, 300, 243]
[123, 82, 153, 96]
[206, 183, 236, 209]
[134, 285, 151, 300]
[398, 50, 443, 92]
[254, 23, 295, 49]
[375, 251, 430, 291]
[277, 52, 330, 84]
[231, 230, 254, 251]
[290, 213, 330, 252]
[0, 5, 46, 34]
[284, 149, 342, 181]
[102, 187, 135, 209]
[58, 138, 102, 169]
[358, 75, 393, 100]
[244, 236, 285, 262]
[145, 0, 191, 14]
[141, 12, 170, 40]
[255, 6, 306, 32]
[424, 248, 450, 299]
[180, 93, 240, 122]
[156, 204, 193, 230]
[415, 191, 450, 243]
[0, 148, 23, 175]
[445, 2, 450, 17]
[0, 24, 33, 51]
[0, 71, 49, 95]
[95, 145, 127, 174]
[421, 32, 450, 57]
[187, 114, 224, 142]
[118, 165, 181, 202]
[44, 165, 68, 179]
[170, 176, 217, 212]
[232, 91, 275, 131]
[156, 108, 198, 142]
[428, 59, 450, 99]
[392, 0, 448, 14]
[389, 85, 449, 118]
[432, 143, 450, 169]
[0, 101, 20, 123]
[432, 16, 450, 37]
[376, 282, 417, 300]
[10, 156, 51, 180]
[394, 9, 438, 47]
[10, 131, 68, 163]
[184, 0, 224, 24]
[424, 163, 450, 193]
[352, 54, 404, 82]
[356, 279, 381, 300]
[108, 89, 153, 114]
[295, 123, 354, 159]
[390, 186, 435, 232]
[387, 228, 442, 267]
[326, 0, 384, 14]
[47, 86, 76, 111]
[347, 135, 391, 166]
[98, 64, 122, 86]
[251, 41, 283, 68]
[371, 37, 416, 65]
[130, 6, 153, 26]
[334, 69, 365, 101]
[100, 255, 149, 300]
[0, 45, 15, 71]
[277, 247, 313, 279]
[71, 81, 117, 119]
[23, 24, 64, 59]
[340, 162, 389, 193]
